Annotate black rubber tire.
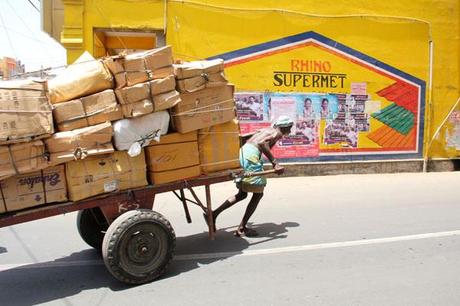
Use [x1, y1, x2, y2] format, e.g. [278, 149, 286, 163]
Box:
[102, 209, 176, 285]
[76, 208, 108, 250]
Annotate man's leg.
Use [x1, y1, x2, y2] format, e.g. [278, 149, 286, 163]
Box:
[214, 189, 248, 219]
[235, 192, 264, 237]
[207, 189, 248, 232]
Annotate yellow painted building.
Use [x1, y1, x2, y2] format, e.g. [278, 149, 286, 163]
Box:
[42, 0, 460, 163]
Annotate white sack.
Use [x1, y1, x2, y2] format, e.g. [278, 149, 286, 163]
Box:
[113, 111, 170, 156]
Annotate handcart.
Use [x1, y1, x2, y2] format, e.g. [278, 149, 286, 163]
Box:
[0, 169, 276, 284]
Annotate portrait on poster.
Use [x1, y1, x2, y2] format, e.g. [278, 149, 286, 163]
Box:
[235, 93, 265, 121]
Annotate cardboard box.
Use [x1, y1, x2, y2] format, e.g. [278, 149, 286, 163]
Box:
[153, 90, 181, 112]
[174, 59, 224, 79]
[145, 132, 201, 184]
[0, 140, 50, 181]
[115, 82, 153, 118]
[49, 52, 113, 104]
[0, 79, 53, 143]
[198, 119, 241, 174]
[115, 82, 179, 117]
[0, 195, 5, 214]
[176, 72, 228, 93]
[120, 101, 154, 118]
[66, 150, 147, 201]
[171, 85, 236, 133]
[0, 165, 67, 212]
[151, 75, 176, 95]
[147, 166, 201, 186]
[45, 121, 114, 164]
[53, 89, 122, 131]
[105, 46, 173, 88]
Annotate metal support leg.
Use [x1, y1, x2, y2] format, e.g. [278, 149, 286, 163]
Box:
[180, 189, 192, 223]
[205, 184, 215, 240]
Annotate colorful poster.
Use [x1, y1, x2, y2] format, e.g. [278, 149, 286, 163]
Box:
[237, 92, 321, 158]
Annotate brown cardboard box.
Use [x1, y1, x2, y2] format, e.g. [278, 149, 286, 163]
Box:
[0, 140, 50, 181]
[104, 46, 173, 88]
[0, 195, 5, 214]
[176, 72, 228, 93]
[65, 150, 147, 201]
[171, 85, 236, 133]
[153, 90, 181, 112]
[53, 89, 122, 131]
[0, 79, 53, 143]
[46, 121, 114, 164]
[115, 82, 153, 118]
[198, 119, 241, 174]
[145, 132, 201, 184]
[115, 81, 179, 117]
[120, 101, 154, 118]
[174, 59, 224, 79]
[147, 166, 201, 186]
[49, 52, 113, 104]
[0, 165, 67, 212]
[150, 75, 176, 95]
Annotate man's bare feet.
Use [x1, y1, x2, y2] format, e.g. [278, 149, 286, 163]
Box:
[234, 227, 258, 237]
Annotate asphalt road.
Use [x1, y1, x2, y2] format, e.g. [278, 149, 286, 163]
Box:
[1, 171, 460, 306]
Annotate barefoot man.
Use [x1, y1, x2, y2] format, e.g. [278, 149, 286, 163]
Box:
[209, 116, 294, 237]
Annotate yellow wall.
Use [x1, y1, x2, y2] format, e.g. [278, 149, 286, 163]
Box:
[59, 0, 459, 159]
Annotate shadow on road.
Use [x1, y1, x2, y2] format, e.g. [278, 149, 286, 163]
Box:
[0, 221, 298, 305]
[167, 221, 300, 278]
[0, 249, 127, 306]
[0, 247, 6, 254]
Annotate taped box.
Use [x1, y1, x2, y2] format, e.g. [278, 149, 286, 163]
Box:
[198, 119, 241, 174]
[171, 85, 236, 133]
[49, 52, 113, 104]
[45, 121, 114, 164]
[66, 150, 147, 201]
[0, 165, 67, 212]
[115, 76, 179, 118]
[145, 132, 201, 185]
[174, 59, 224, 80]
[0, 140, 50, 181]
[176, 72, 228, 93]
[105, 46, 174, 89]
[53, 89, 122, 132]
[0, 79, 53, 144]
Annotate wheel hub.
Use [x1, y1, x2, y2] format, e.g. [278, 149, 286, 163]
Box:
[127, 231, 160, 265]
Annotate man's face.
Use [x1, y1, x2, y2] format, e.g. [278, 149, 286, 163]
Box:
[280, 126, 292, 136]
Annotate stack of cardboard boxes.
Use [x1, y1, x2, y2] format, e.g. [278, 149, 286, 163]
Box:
[0, 79, 65, 213]
[0, 45, 242, 214]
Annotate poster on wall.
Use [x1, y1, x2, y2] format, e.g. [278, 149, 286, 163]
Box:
[236, 92, 321, 158]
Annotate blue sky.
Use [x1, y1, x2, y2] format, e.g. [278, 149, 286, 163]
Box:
[0, 0, 66, 72]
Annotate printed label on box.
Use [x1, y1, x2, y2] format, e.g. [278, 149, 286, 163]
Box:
[104, 180, 119, 192]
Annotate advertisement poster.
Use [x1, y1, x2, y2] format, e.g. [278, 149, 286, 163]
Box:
[235, 93, 264, 121]
[236, 92, 321, 158]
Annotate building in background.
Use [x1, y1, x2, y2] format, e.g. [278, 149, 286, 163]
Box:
[0, 57, 25, 80]
[41, 0, 460, 171]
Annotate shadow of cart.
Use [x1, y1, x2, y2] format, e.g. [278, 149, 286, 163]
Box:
[0, 221, 298, 305]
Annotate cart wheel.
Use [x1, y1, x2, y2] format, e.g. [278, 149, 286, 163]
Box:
[76, 208, 108, 250]
[102, 209, 176, 285]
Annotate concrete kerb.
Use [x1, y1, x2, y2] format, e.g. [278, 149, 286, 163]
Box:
[266, 158, 460, 178]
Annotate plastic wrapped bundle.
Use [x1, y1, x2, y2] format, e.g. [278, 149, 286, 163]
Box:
[113, 111, 170, 156]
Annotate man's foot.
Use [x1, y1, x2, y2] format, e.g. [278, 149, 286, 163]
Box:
[234, 227, 258, 237]
[203, 212, 217, 233]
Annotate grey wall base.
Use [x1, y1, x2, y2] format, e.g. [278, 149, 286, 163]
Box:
[274, 159, 460, 177]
